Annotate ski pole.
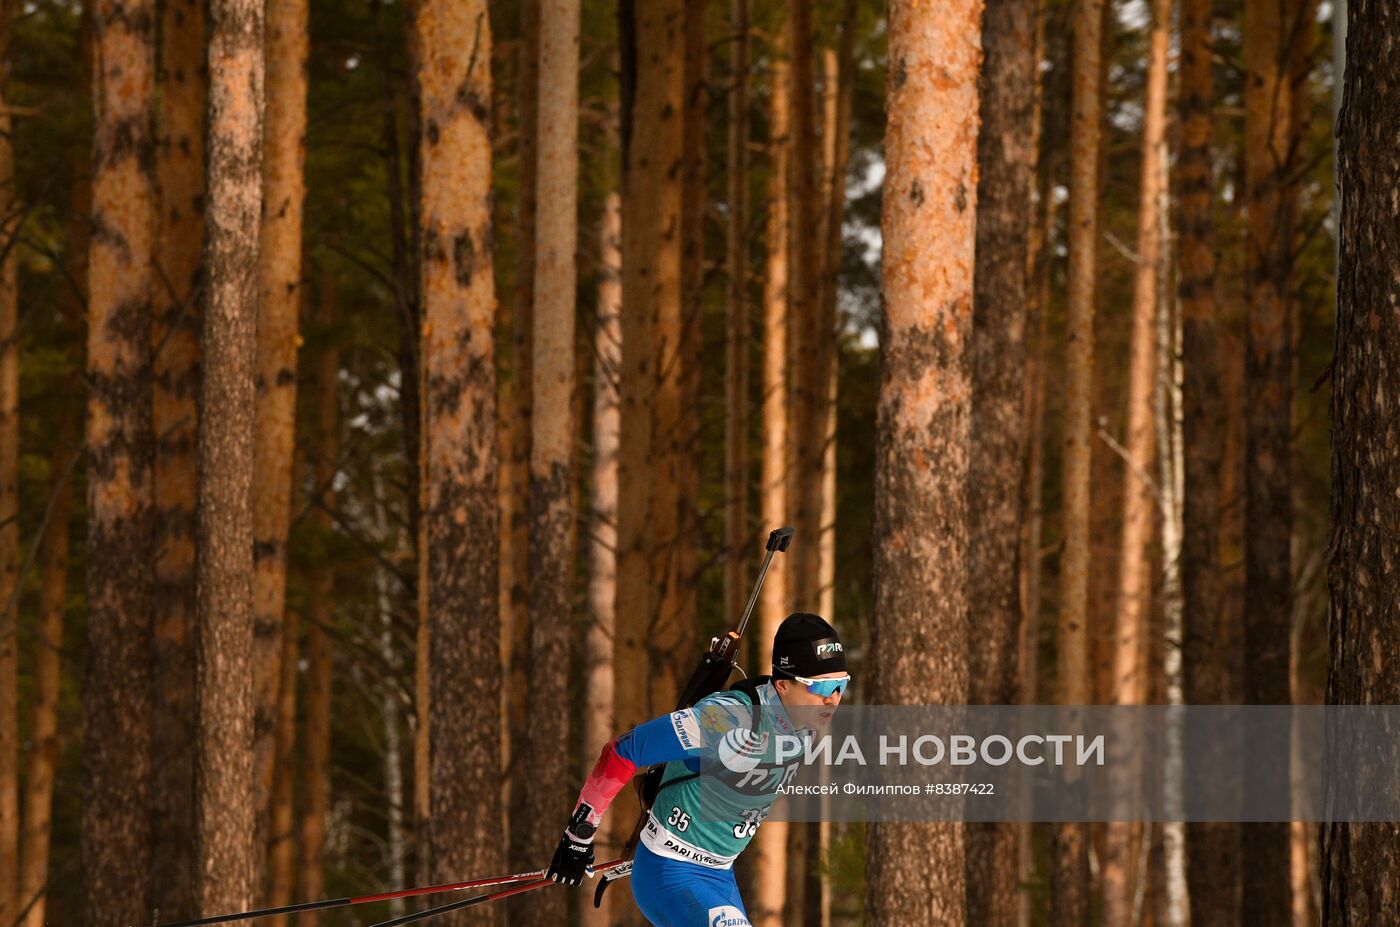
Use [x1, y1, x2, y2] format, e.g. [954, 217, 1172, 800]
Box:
[365, 859, 628, 927]
[155, 867, 551, 927]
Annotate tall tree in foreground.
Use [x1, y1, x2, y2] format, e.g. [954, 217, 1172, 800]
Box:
[252, 0, 309, 855]
[0, 0, 16, 912]
[1322, 2, 1400, 922]
[751, 16, 790, 922]
[519, 0, 580, 920]
[865, 1, 982, 924]
[412, 0, 504, 918]
[1241, 0, 1309, 918]
[299, 271, 339, 927]
[1179, 0, 1238, 921]
[1054, 0, 1105, 923]
[966, 0, 1035, 922]
[195, 0, 264, 913]
[151, 0, 204, 914]
[82, 0, 158, 922]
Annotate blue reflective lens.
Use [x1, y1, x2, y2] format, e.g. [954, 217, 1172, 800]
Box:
[804, 676, 849, 698]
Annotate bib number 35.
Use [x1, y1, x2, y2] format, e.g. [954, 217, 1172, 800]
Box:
[667, 806, 692, 833]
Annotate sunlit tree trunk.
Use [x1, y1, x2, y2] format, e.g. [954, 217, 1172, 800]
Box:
[151, 0, 204, 913]
[517, 0, 580, 920]
[1102, 0, 1169, 920]
[0, 0, 16, 910]
[1178, 0, 1238, 921]
[299, 272, 339, 927]
[504, 0, 536, 865]
[1322, 3, 1400, 922]
[750, 17, 790, 923]
[83, 0, 158, 921]
[195, 0, 264, 912]
[581, 186, 622, 927]
[724, 0, 750, 627]
[412, 1, 504, 919]
[1054, 0, 1105, 922]
[966, 0, 1035, 923]
[252, 0, 309, 866]
[865, 1, 982, 924]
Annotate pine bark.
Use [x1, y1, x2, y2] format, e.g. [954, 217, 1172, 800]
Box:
[0, 0, 16, 910]
[1178, 0, 1239, 921]
[751, 18, 790, 923]
[1054, 0, 1105, 923]
[865, 1, 982, 924]
[252, 0, 309, 855]
[266, 604, 299, 926]
[786, 0, 821, 614]
[518, 0, 579, 920]
[582, 187, 622, 927]
[966, 0, 1035, 923]
[195, 0, 263, 913]
[412, 0, 504, 920]
[724, 0, 750, 626]
[83, 0, 158, 922]
[1241, 0, 1309, 918]
[1322, 1, 1400, 921]
[615, 0, 684, 732]
[151, 0, 204, 914]
[299, 276, 339, 926]
[503, 0, 536, 865]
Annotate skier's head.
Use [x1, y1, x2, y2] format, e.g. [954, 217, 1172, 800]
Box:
[771, 613, 849, 713]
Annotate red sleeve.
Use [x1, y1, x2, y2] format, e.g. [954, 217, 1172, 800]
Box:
[572, 739, 637, 831]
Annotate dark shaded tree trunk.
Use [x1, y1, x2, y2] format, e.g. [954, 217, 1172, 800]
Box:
[966, 0, 1035, 923]
[151, 0, 205, 913]
[412, 1, 504, 921]
[83, 0, 159, 922]
[517, 0, 580, 921]
[0, 0, 16, 910]
[723, 0, 750, 627]
[864, 1, 982, 924]
[1179, 0, 1240, 922]
[195, 0, 264, 913]
[1322, 2, 1400, 922]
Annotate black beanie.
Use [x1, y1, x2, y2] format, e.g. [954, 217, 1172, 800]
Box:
[772, 613, 846, 678]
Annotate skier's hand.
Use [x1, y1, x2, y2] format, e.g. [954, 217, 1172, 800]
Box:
[546, 803, 597, 886]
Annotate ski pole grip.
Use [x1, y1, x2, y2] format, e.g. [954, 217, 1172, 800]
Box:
[766, 526, 794, 552]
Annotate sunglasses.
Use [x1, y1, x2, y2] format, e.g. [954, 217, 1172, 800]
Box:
[787, 674, 850, 698]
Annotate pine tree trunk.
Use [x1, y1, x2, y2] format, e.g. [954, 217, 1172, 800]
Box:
[196, 0, 264, 912]
[724, 0, 750, 627]
[266, 603, 299, 926]
[504, 0, 536, 869]
[412, 1, 504, 919]
[151, 0, 204, 914]
[19, 125, 88, 927]
[252, 0, 309, 864]
[299, 276, 339, 926]
[786, 0, 822, 614]
[0, 0, 17, 909]
[83, 0, 158, 921]
[1322, 2, 1400, 921]
[967, 0, 1035, 923]
[866, 1, 981, 924]
[518, 0, 579, 920]
[616, 0, 684, 728]
[750, 19, 790, 923]
[1179, 0, 1238, 921]
[1103, 0, 1169, 919]
[581, 186, 622, 927]
[1241, 0, 1306, 916]
[1054, 0, 1105, 922]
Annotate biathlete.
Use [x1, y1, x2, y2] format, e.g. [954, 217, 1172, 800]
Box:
[544, 612, 850, 927]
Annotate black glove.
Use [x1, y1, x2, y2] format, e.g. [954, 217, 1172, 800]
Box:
[546, 804, 597, 886]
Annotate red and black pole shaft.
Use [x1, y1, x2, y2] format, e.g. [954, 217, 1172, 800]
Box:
[155, 868, 549, 927]
[366, 860, 630, 927]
